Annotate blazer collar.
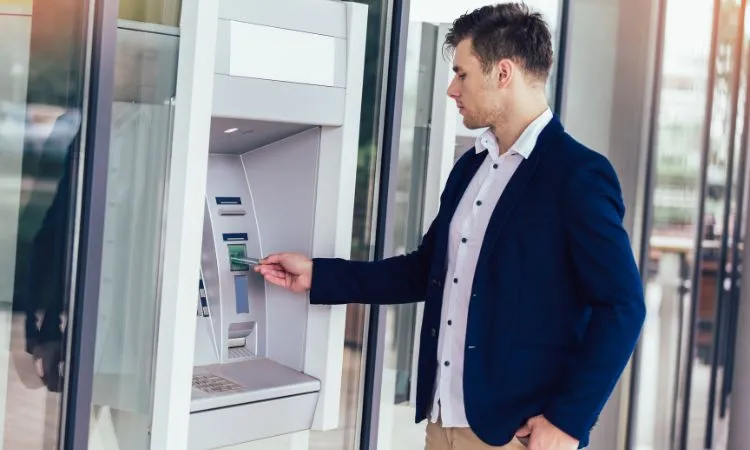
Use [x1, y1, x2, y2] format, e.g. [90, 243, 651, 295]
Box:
[472, 116, 565, 265]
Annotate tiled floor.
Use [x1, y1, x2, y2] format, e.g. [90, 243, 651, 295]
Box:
[0, 308, 62, 450]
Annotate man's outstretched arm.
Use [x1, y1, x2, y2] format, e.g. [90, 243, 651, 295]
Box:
[255, 217, 439, 305]
[309, 217, 440, 305]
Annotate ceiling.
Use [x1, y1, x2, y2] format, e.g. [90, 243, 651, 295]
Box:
[209, 117, 314, 155]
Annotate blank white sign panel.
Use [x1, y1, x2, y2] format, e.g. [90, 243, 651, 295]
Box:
[229, 21, 337, 87]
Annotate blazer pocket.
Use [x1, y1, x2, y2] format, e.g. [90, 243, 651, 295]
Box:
[502, 343, 569, 398]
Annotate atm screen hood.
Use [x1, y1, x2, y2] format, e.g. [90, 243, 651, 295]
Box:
[210, 118, 315, 154]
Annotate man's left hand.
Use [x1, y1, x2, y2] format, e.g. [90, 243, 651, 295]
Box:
[515, 415, 579, 450]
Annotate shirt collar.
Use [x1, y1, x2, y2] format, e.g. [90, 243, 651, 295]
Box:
[474, 108, 554, 159]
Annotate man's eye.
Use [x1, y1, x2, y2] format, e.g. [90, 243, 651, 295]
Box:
[459, 74, 467, 80]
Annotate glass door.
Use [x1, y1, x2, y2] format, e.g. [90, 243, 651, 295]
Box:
[682, 1, 750, 448]
[377, 20, 447, 450]
[631, 0, 750, 449]
[0, 0, 94, 448]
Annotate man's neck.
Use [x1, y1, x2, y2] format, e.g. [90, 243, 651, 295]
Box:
[490, 99, 549, 155]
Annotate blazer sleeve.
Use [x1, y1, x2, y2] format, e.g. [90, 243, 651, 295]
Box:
[544, 155, 646, 441]
[309, 216, 439, 305]
[308, 148, 479, 306]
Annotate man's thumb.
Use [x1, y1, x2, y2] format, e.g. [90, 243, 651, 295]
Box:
[515, 422, 531, 437]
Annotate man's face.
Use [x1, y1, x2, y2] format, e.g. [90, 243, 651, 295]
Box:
[447, 39, 503, 130]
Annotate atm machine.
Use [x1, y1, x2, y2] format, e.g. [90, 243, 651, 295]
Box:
[188, 1, 367, 449]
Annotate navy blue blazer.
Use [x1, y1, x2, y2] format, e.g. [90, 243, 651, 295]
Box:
[310, 116, 646, 447]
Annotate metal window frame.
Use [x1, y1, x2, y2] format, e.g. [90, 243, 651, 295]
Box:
[59, 0, 120, 447]
[726, 103, 750, 450]
[358, 0, 410, 447]
[721, 35, 750, 420]
[704, 0, 748, 445]
[676, 1, 723, 448]
[623, 0, 669, 447]
[553, 0, 571, 117]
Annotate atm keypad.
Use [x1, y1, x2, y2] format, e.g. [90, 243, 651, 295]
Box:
[192, 374, 246, 394]
[228, 347, 253, 359]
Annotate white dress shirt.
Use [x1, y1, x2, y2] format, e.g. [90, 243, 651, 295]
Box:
[429, 108, 554, 427]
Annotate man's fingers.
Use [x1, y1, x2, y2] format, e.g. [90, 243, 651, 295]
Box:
[256, 263, 283, 272]
[263, 273, 289, 288]
[515, 420, 533, 447]
[261, 253, 285, 265]
[258, 266, 287, 279]
[516, 422, 531, 437]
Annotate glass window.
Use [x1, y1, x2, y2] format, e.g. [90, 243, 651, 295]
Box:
[377, 1, 563, 449]
[0, 0, 90, 447]
[86, 19, 179, 450]
[631, 0, 750, 449]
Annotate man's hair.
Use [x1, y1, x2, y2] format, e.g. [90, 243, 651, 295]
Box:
[444, 2, 553, 80]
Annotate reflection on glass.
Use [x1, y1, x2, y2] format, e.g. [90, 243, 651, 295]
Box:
[86, 23, 178, 450]
[0, 0, 88, 448]
[686, 1, 747, 449]
[634, 0, 713, 447]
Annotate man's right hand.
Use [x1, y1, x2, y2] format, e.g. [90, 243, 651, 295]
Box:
[254, 252, 313, 293]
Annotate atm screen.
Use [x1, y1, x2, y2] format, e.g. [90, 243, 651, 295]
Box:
[234, 275, 250, 314]
[228, 244, 249, 272]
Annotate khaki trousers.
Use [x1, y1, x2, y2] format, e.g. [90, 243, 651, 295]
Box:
[425, 418, 526, 450]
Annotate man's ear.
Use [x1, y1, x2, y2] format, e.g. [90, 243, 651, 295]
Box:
[497, 59, 513, 88]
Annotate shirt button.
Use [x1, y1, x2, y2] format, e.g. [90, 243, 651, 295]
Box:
[476, 200, 482, 206]
[493, 163, 498, 169]
[461, 237, 467, 243]
[447, 320, 453, 326]
[444, 361, 451, 367]
[453, 278, 458, 284]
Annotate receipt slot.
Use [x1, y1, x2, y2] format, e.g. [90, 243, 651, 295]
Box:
[186, 1, 367, 449]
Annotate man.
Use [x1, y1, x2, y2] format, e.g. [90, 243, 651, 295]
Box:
[256, 3, 645, 450]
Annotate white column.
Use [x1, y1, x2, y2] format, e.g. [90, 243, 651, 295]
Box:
[148, 0, 219, 447]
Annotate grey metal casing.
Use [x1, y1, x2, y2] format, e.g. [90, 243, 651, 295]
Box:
[190, 131, 324, 448]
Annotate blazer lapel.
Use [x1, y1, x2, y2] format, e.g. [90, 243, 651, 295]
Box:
[449, 151, 486, 214]
[476, 117, 564, 266]
[434, 150, 485, 274]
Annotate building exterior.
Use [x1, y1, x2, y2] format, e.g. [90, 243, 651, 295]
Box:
[1, 0, 750, 449]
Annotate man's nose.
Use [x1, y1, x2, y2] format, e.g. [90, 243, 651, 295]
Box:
[447, 78, 459, 98]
